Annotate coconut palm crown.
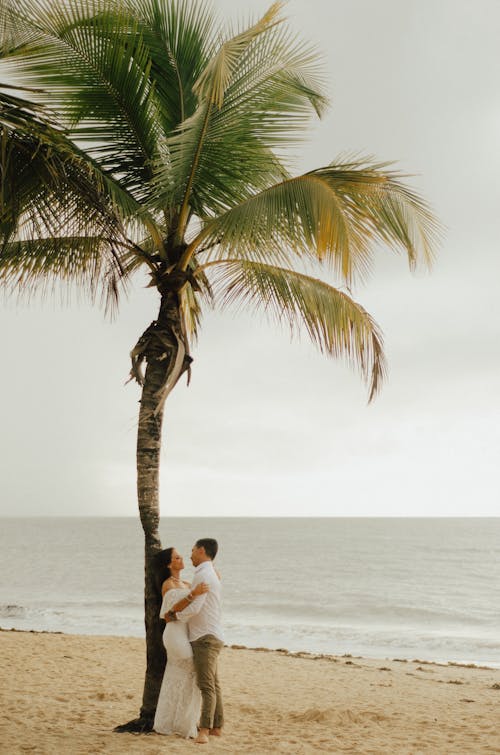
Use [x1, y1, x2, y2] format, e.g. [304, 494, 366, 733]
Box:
[0, 0, 439, 729]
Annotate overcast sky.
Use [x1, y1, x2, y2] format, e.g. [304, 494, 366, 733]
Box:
[1, 0, 499, 517]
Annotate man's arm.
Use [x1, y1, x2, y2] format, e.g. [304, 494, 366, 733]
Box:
[174, 592, 207, 622]
[162, 579, 211, 621]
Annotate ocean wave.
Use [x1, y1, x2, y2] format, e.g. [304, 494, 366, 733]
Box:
[228, 600, 494, 627]
[2, 605, 499, 667]
[223, 619, 500, 665]
[0, 604, 26, 618]
[0, 601, 143, 637]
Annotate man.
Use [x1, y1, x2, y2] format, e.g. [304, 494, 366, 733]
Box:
[168, 538, 223, 745]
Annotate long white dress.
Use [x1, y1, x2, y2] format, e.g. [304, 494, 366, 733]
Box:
[153, 588, 201, 739]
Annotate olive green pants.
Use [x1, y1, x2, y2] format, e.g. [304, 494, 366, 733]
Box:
[191, 634, 224, 730]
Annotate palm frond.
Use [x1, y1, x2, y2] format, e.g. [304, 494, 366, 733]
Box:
[192, 1, 284, 108]
[2, 0, 163, 195]
[151, 102, 289, 220]
[123, 0, 217, 131]
[184, 158, 439, 282]
[312, 158, 440, 272]
[0, 235, 128, 313]
[0, 82, 159, 310]
[167, 2, 328, 235]
[201, 259, 387, 401]
[0, 107, 119, 244]
[0, 0, 40, 53]
[0, 70, 164, 237]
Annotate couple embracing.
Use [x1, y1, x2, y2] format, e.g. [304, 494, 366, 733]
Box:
[153, 538, 223, 745]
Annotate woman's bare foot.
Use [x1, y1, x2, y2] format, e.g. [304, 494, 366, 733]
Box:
[209, 728, 222, 736]
[195, 728, 210, 744]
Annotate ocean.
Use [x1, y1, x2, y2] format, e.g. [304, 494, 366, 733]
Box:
[1, 517, 499, 667]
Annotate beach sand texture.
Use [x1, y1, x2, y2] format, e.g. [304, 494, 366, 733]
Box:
[1, 631, 499, 754]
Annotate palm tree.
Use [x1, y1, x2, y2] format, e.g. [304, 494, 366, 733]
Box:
[0, 0, 439, 730]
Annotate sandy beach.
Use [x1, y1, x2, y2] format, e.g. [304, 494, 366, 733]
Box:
[1, 630, 499, 754]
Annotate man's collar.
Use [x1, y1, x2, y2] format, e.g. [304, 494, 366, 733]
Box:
[195, 560, 212, 571]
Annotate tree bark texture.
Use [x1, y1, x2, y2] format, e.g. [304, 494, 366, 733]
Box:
[135, 293, 187, 725]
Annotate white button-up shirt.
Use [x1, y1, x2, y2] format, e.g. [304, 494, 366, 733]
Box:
[176, 560, 223, 642]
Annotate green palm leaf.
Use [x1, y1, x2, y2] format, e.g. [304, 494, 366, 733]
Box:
[0, 84, 108, 236]
[123, 0, 217, 130]
[0, 82, 155, 308]
[0, 82, 159, 234]
[3, 1, 162, 194]
[183, 158, 439, 282]
[167, 2, 328, 237]
[192, 2, 284, 108]
[201, 259, 386, 401]
[0, 235, 127, 311]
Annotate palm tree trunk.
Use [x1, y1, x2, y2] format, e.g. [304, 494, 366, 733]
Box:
[136, 337, 167, 726]
[115, 292, 188, 732]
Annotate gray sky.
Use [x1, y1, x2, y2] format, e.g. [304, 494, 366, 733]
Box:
[1, 0, 499, 517]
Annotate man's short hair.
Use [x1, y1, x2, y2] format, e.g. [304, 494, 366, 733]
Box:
[196, 538, 218, 560]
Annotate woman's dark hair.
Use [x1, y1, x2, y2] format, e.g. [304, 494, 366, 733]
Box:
[153, 547, 174, 595]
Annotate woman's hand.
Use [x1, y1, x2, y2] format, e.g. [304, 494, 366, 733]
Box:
[191, 581, 210, 597]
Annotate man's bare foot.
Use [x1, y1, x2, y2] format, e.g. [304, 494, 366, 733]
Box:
[209, 728, 222, 736]
[195, 728, 210, 744]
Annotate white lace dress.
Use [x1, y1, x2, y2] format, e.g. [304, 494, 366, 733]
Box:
[153, 588, 201, 739]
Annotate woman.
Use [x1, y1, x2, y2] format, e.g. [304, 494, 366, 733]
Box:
[153, 547, 209, 739]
